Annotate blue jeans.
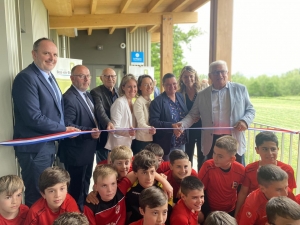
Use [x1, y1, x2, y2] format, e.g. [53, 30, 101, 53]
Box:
[163, 145, 185, 161]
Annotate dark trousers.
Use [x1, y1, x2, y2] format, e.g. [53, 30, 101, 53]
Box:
[65, 163, 93, 212]
[96, 147, 109, 164]
[15, 142, 55, 207]
[185, 130, 203, 172]
[131, 139, 152, 155]
[206, 134, 245, 166]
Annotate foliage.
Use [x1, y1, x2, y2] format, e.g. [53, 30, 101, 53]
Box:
[231, 69, 300, 97]
[151, 25, 202, 87]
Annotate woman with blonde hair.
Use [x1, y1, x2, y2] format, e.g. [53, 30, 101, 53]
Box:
[132, 75, 156, 154]
[105, 74, 137, 150]
[178, 66, 206, 171]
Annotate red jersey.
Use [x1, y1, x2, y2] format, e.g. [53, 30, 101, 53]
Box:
[84, 177, 132, 225]
[170, 199, 198, 225]
[164, 169, 198, 203]
[198, 159, 245, 212]
[157, 161, 170, 173]
[237, 188, 296, 225]
[24, 193, 79, 225]
[243, 161, 297, 194]
[0, 204, 29, 225]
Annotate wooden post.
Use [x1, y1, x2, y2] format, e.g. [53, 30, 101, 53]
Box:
[209, 0, 233, 80]
[160, 14, 173, 90]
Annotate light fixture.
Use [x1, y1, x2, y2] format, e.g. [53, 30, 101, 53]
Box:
[96, 45, 104, 50]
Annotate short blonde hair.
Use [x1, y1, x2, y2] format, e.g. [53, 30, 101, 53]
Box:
[118, 74, 137, 97]
[204, 211, 237, 225]
[215, 136, 238, 156]
[110, 145, 133, 163]
[93, 164, 118, 184]
[0, 175, 24, 195]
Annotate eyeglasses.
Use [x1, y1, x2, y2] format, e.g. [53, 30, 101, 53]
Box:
[211, 70, 228, 76]
[102, 75, 117, 79]
[73, 74, 91, 79]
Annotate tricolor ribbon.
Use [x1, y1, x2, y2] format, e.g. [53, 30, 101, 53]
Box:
[0, 127, 298, 146]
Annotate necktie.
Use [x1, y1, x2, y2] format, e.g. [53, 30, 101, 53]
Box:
[83, 93, 98, 127]
[48, 75, 60, 103]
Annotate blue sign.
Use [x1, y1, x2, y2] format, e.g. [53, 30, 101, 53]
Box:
[131, 52, 144, 65]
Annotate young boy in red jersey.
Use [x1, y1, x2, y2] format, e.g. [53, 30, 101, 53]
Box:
[126, 150, 173, 224]
[198, 136, 245, 216]
[164, 150, 198, 203]
[235, 131, 296, 217]
[0, 175, 28, 225]
[170, 176, 205, 225]
[24, 167, 79, 225]
[129, 186, 169, 225]
[266, 196, 300, 225]
[84, 164, 137, 225]
[237, 164, 296, 225]
[144, 143, 169, 173]
[53, 212, 89, 225]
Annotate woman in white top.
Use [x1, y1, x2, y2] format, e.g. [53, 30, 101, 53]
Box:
[105, 74, 137, 150]
[132, 75, 156, 154]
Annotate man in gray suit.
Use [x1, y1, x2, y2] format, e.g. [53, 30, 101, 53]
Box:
[180, 60, 255, 165]
[90, 68, 119, 163]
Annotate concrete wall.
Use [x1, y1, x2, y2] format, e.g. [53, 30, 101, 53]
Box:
[70, 29, 126, 65]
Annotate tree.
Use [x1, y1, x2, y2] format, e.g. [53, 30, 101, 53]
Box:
[151, 25, 202, 87]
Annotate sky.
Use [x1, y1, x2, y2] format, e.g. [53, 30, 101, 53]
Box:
[179, 0, 300, 77]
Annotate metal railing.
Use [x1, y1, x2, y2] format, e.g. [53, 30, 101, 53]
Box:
[246, 122, 300, 194]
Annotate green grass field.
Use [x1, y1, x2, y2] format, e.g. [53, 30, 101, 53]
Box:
[245, 96, 300, 190]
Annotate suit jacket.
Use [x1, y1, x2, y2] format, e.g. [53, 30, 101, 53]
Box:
[90, 85, 119, 148]
[12, 63, 66, 153]
[105, 96, 136, 150]
[181, 82, 255, 156]
[149, 92, 189, 155]
[58, 85, 97, 166]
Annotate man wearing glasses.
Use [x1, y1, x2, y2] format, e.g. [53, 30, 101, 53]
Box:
[58, 65, 100, 211]
[179, 60, 255, 165]
[90, 68, 119, 163]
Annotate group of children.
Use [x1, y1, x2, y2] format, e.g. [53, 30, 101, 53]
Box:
[1, 131, 300, 225]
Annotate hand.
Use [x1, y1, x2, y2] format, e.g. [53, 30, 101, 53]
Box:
[160, 173, 167, 179]
[234, 120, 248, 132]
[106, 122, 115, 133]
[193, 117, 200, 124]
[65, 126, 80, 138]
[149, 126, 156, 135]
[172, 123, 183, 138]
[86, 191, 99, 205]
[128, 126, 135, 136]
[162, 181, 173, 199]
[91, 128, 101, 139]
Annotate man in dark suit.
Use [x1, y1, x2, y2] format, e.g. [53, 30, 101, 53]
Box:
[58, 65, 100, 211]
[90, 68, 119, 163]
[12, 38, 78, 207]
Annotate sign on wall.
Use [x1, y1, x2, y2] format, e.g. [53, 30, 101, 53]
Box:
[131, 51, 144, 65]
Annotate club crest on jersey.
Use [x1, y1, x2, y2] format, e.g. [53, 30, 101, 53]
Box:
[246, 211, 252, 218]
[232, 181, 238, 189]
[115, 204, 120, 214]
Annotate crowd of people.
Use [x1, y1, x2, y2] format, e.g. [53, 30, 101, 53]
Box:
[1, 37, 299, 225]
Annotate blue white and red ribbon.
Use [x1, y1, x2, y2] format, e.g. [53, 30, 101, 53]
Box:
[0, 127, 298, 146]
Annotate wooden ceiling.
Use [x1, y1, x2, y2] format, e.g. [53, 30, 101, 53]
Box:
[43, 0, 209, 37]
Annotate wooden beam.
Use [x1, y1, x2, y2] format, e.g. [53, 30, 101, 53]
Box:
[146, 25, 158, 33]
[90, 0, 98, 14]
[42, 0, 72, 16]
[160, 14, 173, 85]
[151, 32, 160, 43]
[209, 0, 233, 80]
[129, 26, 139, 33]
[147, 0, 164, 13]
[109, 27, 116, 34]
[87, 28, 93, 35]
[120, 0, 133, 13]
[49, 12, 198, 29]
[168, 0, 190, 12]
[57, 28, 75, 37]
[187, 0, 209, 12]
